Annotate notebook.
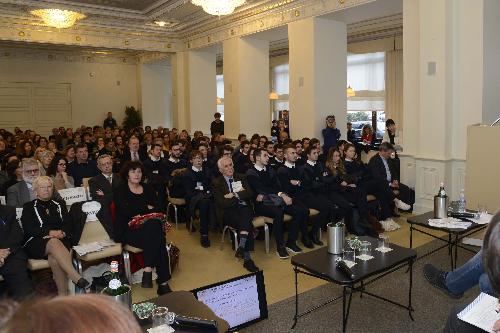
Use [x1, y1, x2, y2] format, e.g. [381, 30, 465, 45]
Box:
[457, 292, 499, 333]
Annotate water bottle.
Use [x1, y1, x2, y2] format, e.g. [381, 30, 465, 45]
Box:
[458, 189, 466, 213]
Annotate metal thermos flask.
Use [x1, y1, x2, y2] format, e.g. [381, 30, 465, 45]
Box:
[434, 196, 448, 219]
[327, 222, 345, 255]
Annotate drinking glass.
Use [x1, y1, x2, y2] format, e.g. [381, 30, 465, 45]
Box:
[360, 241, 372, 256]
[343, 249, 355, 264]
[477, 204, 488, 216]
[152, 307, 169, 327]
[378, 234, 389, 249]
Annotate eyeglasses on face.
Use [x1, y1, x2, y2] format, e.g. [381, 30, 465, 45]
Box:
[58, 163, 66, 166]
[25, 169, 39, 174]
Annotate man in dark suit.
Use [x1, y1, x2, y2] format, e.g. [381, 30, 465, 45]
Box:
[182, 150, 216, 247]
[143, 144, 168, 212]
[88, 154, 121, 240]
[269, 143, 285, 170]
[347, 122, 356, 143]
[213, 156, 258, 272]
[232, 140, 252, 174]
[122, 136, 148, 162]
[0, 204, 34, 299]
[165, 141, 189, 198]
[103, 112, 118, 129]
[210, 112, 224, 135]
[368, 142, 415, 211]
[7, 158, 61, 207]
[67, 143, 99, 187]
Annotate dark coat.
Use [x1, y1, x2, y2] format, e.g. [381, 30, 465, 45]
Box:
[367, 154, 398, 183]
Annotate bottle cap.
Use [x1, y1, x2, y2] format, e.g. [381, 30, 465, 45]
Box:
[110, 260, 119, 273]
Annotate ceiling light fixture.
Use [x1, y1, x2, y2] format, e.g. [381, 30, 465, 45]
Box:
[154, 21, 167, 27]
[191, 0, 245, 16]
[269, 91, 279, 100]
[31, 8, 86, 29]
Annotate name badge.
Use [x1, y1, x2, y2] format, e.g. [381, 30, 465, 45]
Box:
[153, 170, 159, 174]
[58, 187, 88, 206]
[232, 181, 243, 192]
[196, 182, 204, 191]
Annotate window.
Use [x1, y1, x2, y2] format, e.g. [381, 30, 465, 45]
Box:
[216, 74, 224, 121]
[271, 64, 289, 120]
[347, 52, 385, 139]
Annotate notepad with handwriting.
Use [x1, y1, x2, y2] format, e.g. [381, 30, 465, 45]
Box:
[457, 293, 499, 333]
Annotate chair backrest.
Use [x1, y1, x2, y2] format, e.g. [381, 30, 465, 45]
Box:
[79, 220, 111, 245]
[0, 196, 5, 205]
[58, 187, 88, 206]
[82, 178, 91, 199]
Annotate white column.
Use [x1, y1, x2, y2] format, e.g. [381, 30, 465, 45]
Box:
[139, 61, 172, 128]
[402, 0, 485, 211]
[171, 49, 216, 133]
[223, 36, 270, 139]
[288, 17, 347, 142]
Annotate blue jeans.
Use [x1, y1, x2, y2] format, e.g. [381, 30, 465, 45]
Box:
[445, 250, 494, 296]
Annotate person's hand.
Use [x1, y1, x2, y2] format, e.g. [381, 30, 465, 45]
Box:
[492, 319, 500, 332]
[147, 205, 154, 210]
[96, 189, 104, 197]
[391, 180, 399, 188]
[348, 184, 357, 188]
[0, 248, 10, 261]
[49, 230, 65, 239]
[341, 181, 348, 186]
[224, 192, 235, 199]
[282, 194, 293, 206]
[290, 180, 301, 186]
[61, 171, 69, 182]
[256, 194, 264, 202]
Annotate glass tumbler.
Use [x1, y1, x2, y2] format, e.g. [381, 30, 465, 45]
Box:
[152, 307, 169, 327]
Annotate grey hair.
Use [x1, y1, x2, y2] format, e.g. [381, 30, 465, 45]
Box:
[217, 156, 233, 170]
[97, 154, 112, 164]
[39, 150, 55, 160]
[21, 158, 40, 172]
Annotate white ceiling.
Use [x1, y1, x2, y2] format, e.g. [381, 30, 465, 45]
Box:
[321, 0, 403, 24]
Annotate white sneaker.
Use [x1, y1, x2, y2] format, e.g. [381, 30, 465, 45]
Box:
[380, 218, 401, 232]
[394, 198, 411, 211]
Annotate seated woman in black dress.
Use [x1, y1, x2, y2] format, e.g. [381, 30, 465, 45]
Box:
[21, 176, 90, 295]
[114, 161, 172, 295]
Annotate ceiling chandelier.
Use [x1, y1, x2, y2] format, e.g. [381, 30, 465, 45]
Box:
[191, 0, 245, 16]
[31, 9, 86, 29]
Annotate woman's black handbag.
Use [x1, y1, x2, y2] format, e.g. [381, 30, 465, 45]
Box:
[262, 194, 285, 207]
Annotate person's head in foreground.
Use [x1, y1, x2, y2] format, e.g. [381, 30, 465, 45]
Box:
[0, 294, 141, 333]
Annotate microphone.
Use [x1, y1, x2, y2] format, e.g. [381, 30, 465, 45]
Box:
[336, 260, 356, 280]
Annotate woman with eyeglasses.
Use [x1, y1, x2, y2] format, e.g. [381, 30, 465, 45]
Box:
[47, 156, 74, 191]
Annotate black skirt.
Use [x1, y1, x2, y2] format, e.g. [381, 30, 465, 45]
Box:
[24, 237, 71, 260]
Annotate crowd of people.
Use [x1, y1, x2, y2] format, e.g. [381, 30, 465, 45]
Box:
[0, 112, 415, 300]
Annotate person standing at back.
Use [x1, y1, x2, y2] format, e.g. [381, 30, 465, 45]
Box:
[103, 112, 117, 129]
[322, 115, 341, 155]
[210, 112, 224, 136]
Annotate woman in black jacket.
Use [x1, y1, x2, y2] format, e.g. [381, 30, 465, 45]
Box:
[21, 176, 89, 295]
[113, 161, 171, 295]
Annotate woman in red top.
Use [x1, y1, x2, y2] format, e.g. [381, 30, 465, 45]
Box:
[361, 124, 374, 144]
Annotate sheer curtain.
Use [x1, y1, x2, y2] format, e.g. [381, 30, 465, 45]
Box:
[216, 74, 224, 119]
[347, 52, 385, 112]
[385, 50, 403, 127]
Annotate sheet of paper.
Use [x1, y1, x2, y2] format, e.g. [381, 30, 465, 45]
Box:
[147, 324, 175, 333]
[375, 247, 393, 253]
[357, 254, 374, 261]
[469, 213, 493, 225]
[458, 293, 499, 333]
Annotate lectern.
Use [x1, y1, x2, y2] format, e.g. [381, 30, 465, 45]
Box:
[465, 124, 500, 214]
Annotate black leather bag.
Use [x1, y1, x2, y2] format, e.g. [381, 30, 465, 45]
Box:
[262, 194, 285, 207]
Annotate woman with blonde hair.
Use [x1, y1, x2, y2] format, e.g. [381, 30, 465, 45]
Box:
[21, 176, 90, 294]
[0, 294, 142, 333]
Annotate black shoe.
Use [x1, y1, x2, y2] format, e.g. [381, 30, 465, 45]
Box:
[75, 278, 91, 289]
[302, 237, 314, 249]
[235, 247, 245, 259]
[308, 232, 324, 246]
[200, 235, 211, 248]
[157, 283, 172, 295]
[276, 247, 290, 259]
[243, 259, 259, 273]
[285, 242, 303, 254]
[423, 264, 463, 299]
[141, 271, 153, 288]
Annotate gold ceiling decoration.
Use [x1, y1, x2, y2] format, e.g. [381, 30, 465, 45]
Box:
[31, 9, 86, 29]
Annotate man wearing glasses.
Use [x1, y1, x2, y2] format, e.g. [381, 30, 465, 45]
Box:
[6, 158, 61, 207]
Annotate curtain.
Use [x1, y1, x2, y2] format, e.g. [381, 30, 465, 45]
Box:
[385, 49, 403, 127]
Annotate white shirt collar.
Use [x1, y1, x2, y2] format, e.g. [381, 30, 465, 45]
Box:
[284, 161, 295, 168]
[192, 166, 202, 172]
[274, 157, 283, 163]
[307, 160, 316, 166]
[150, 155, 160, 162]
[254, 164, 266, 172]
[102, 173, 112, 178]
[168, 156, 179, 163]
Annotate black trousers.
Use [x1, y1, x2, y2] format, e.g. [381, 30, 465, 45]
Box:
[394, 183, 415, 206]
[285, 199, 311, 241]
[124, 220, 171, 284]
[194, 197, 216, 236]
[361, 179, 394, 220]
[339, 187, 369, 218]
[0, 250, 34, 299]
[223, 205, 254, 233]
[300, 194, 334, 234]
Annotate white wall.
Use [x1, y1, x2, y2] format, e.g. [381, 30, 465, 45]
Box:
[0, 57, 138, 132]
[140, 63, 172, 128]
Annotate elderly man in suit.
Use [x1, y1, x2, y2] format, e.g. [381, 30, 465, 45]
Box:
[123, 136, 147, 162]
[213, 156, 258, 272]
[368, 142, 415, 219]
[7, 158, 61, 208]
[88, 154, 121, 240]
[0, 203, 34, 299]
